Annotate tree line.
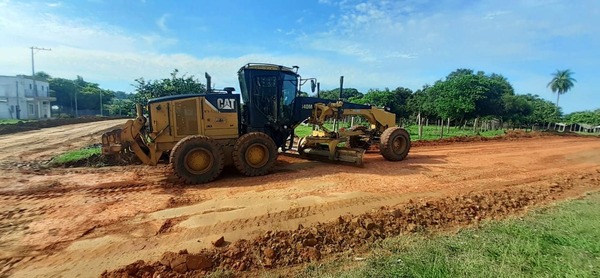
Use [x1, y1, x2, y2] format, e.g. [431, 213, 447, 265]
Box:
[315, 68, 596, 128]
[42, 68, 599, 127]
[36, 72, 120, 117]
[37, 69, 205, 117]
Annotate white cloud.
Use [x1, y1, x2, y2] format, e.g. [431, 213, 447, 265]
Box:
[0, 0, 598, 113]
[385, 52, 418, 59]
[46, 2, 61, 8]
[308, 0, 599, 72]
[0, 2, 184, 90]
[298, 0, 600, 112]
[483, 10, 510, 20]
[156, 13, 170, 32]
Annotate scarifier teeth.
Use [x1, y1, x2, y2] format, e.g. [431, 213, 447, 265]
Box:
[101, 128, 124, 155]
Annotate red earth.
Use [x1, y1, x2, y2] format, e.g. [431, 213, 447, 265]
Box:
[0, 121, 598, 277]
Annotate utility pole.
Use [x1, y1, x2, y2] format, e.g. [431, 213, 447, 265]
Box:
[75, 90, 78, 117]
[30, 46, 51, 97]
[100, 90, 103, 116]
[15, 81, 21, 119]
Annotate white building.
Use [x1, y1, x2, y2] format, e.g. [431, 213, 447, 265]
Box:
[0, 75, 56, 119]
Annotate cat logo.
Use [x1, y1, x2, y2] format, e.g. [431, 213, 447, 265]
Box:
[217, 98, 236, 110]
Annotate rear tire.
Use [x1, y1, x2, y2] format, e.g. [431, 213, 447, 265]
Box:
[170, 135, 224, 184]
[379, 127, 410, 161]
[233, 132, 278, 176]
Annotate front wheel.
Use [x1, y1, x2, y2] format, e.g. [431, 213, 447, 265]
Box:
[379, 127, 410, 161]
[233, 132, 278, 176]
[170, 135, 224, 184]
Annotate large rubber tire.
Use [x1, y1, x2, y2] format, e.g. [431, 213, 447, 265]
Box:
[233, 132, 278, 176]
[347, 125, 371, 149]
[379, 127, 410, 161]
[170, 135, 224, 184]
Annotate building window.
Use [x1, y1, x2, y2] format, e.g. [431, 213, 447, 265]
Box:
[29, 84, 32, 89]
[28, 103, 35, 115]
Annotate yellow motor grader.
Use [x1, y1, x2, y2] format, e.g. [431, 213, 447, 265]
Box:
[102, 63, 410, 184]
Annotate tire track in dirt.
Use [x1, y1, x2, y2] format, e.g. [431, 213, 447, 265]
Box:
[168, 169, 578, 239]
[0, 182, 162, 202]
[102, 170, 600, 277]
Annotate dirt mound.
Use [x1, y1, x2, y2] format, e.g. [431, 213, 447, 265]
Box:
[101, 171, 599, 277]
[0, 117, 126, 136]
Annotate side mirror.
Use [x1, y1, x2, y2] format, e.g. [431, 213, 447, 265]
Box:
[311, 80, 316, 93]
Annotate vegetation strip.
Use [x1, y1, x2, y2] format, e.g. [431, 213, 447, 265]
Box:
[300, 191, 600, 278]
[50, 146, 101, 166]
[101, 171, 599, 277]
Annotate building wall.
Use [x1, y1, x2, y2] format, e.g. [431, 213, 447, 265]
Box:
[0, 76, 52, 119]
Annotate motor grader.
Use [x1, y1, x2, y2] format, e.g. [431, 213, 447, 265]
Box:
[102, 63, 410, 184]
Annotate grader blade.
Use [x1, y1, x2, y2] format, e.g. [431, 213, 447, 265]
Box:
[300, 146, 365, 167]
[100, 115, 154, 165]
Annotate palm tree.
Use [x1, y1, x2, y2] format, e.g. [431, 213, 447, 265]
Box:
[547, 69, 576, 107]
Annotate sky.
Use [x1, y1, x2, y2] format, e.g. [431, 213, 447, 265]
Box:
[1, 0, 598, 114]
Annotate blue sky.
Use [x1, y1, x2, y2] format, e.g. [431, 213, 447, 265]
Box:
[1, 0, 598, 113]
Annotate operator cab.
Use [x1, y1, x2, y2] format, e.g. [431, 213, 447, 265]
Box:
[238, 63, 300, 145]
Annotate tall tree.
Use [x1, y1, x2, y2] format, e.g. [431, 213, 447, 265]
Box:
[35, 71, 51, 81]
[350, 87, 412, 118]
[502, 94, 533, 127]
[522, 94, 561, 125]
[317, 88, 362, 101]
[564, 110, 600, 125]
[406, 85, 437, 119]
[132, 69, 206, 105]
[547, 69, 576, 107]
[49, 77, 78, 113]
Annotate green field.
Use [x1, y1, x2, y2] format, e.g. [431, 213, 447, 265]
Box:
[295, 123, 505, 141]
[295, 193, 600, 278]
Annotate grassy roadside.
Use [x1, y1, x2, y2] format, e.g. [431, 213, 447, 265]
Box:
[50, 145, 101, 166]
[0, 119, 34, 124]
[294, 192, 600, 278]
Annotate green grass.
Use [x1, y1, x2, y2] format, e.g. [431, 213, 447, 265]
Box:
[295, 123, 505, 141]
[297, 193, 600, 278]
[404, 125, 505, 140]
[51, 146, 101, 165]
[0, 119, 34, 124]
[295, 125, 318, 138]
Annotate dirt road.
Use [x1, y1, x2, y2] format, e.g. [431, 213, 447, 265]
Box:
[0, 123, 599, 277]
[0, 119, 125, 163]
